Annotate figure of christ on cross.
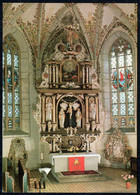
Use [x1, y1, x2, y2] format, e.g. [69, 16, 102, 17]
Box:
[67, 103, 73, 127]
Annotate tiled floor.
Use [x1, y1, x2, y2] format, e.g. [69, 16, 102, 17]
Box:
[30, 167, 137, 193]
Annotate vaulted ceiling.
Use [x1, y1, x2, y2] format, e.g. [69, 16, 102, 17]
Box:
[3, 3, 137, 64]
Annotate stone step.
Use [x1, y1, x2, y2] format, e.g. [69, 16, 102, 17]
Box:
[53, 172, 108, 183]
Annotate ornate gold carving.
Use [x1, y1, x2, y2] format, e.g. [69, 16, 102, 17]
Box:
[105, 128, 132, 164]
[39, 65, 49, 88]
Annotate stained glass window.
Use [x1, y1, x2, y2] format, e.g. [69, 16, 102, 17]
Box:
[128, 104, 134, 116]
[7, 50, 12, 65]
[112, 93, 118, 104]
[3, 35, 21, 131]
[120, 117, 126, 126]
[112, 105, 118, 116]
[119, 92, 125, 103]
[129, 117, 135, 127]
[120, 104, 126, 116]
[8, 92, 12, 104]
[110, 38, 135, 129]
[3, 105, 6, 117]
[112, 117, 118, 126]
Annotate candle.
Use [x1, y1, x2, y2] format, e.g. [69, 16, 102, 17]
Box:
[41, 152, 44, 160]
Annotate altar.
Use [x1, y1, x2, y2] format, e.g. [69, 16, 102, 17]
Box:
[49, 153, 101, 173]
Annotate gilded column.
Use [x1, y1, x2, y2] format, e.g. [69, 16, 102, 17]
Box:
[53, 64, 55, 85]
[52, 96, 57, 132]
[56, 65, 58, 83]
[82, 66, 85, 84]
[42, 95, 46, 123]
[42, 95, 46, 132]
[49, 65, 52, 83]
[85, 96, 90, 131]
[85, 96, 89, 123]
[52, 96, 56, 123]
[95, 96, 99, 123]
[86, 66, 89, 84]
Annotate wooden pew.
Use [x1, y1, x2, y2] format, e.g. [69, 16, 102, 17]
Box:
[18, 158, 28, 192]
[5, 172, 14, 192]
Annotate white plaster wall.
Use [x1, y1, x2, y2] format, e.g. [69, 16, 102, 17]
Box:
[102, 6, 114, 27]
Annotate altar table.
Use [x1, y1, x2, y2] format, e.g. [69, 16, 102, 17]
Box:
[49, 153, 101, 173]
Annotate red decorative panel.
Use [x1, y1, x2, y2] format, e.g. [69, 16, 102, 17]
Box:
[69, 157, 85, 172]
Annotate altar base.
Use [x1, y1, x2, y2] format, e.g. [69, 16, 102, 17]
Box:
[50, 169, 110, 183]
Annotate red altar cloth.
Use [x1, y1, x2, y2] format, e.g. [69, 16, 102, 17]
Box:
[69, 157, 85, 172]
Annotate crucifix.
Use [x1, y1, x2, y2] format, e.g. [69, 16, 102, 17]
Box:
[61, 98, 79, 128]
[67, 103, 73, 127]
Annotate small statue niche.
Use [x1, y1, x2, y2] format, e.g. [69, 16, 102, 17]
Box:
[45, 97, 53, 132]
[89, 97, 96, 121]
[45, 97, 52, 121]
[59, 108, 65, 129]
[75, 108, 82, 128]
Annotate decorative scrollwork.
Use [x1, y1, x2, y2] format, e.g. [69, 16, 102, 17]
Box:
[104, 128, 132, 164]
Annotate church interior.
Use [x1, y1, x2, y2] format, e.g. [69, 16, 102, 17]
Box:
[2, 3, 137, 193]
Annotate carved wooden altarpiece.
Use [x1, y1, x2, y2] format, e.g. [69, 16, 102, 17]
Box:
[35, 13, 102, 152]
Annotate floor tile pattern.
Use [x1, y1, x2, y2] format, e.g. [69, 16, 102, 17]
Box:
[30, 167, 137, 193]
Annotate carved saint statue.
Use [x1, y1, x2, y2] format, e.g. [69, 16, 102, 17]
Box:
[65, 25, 74, 46]
[46, 98, 52, 121]
[75, 108, 82, 128]
[59, 108, 65, 128]
[90, 98, 96, 120]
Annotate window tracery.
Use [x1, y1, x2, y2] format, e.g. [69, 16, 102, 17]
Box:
[110, 38, 135, 128]
[3, 35, 21, 131]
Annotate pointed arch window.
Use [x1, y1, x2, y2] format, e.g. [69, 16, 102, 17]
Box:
[3, 35, 21, 131]
[110, 38, 135, 129]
